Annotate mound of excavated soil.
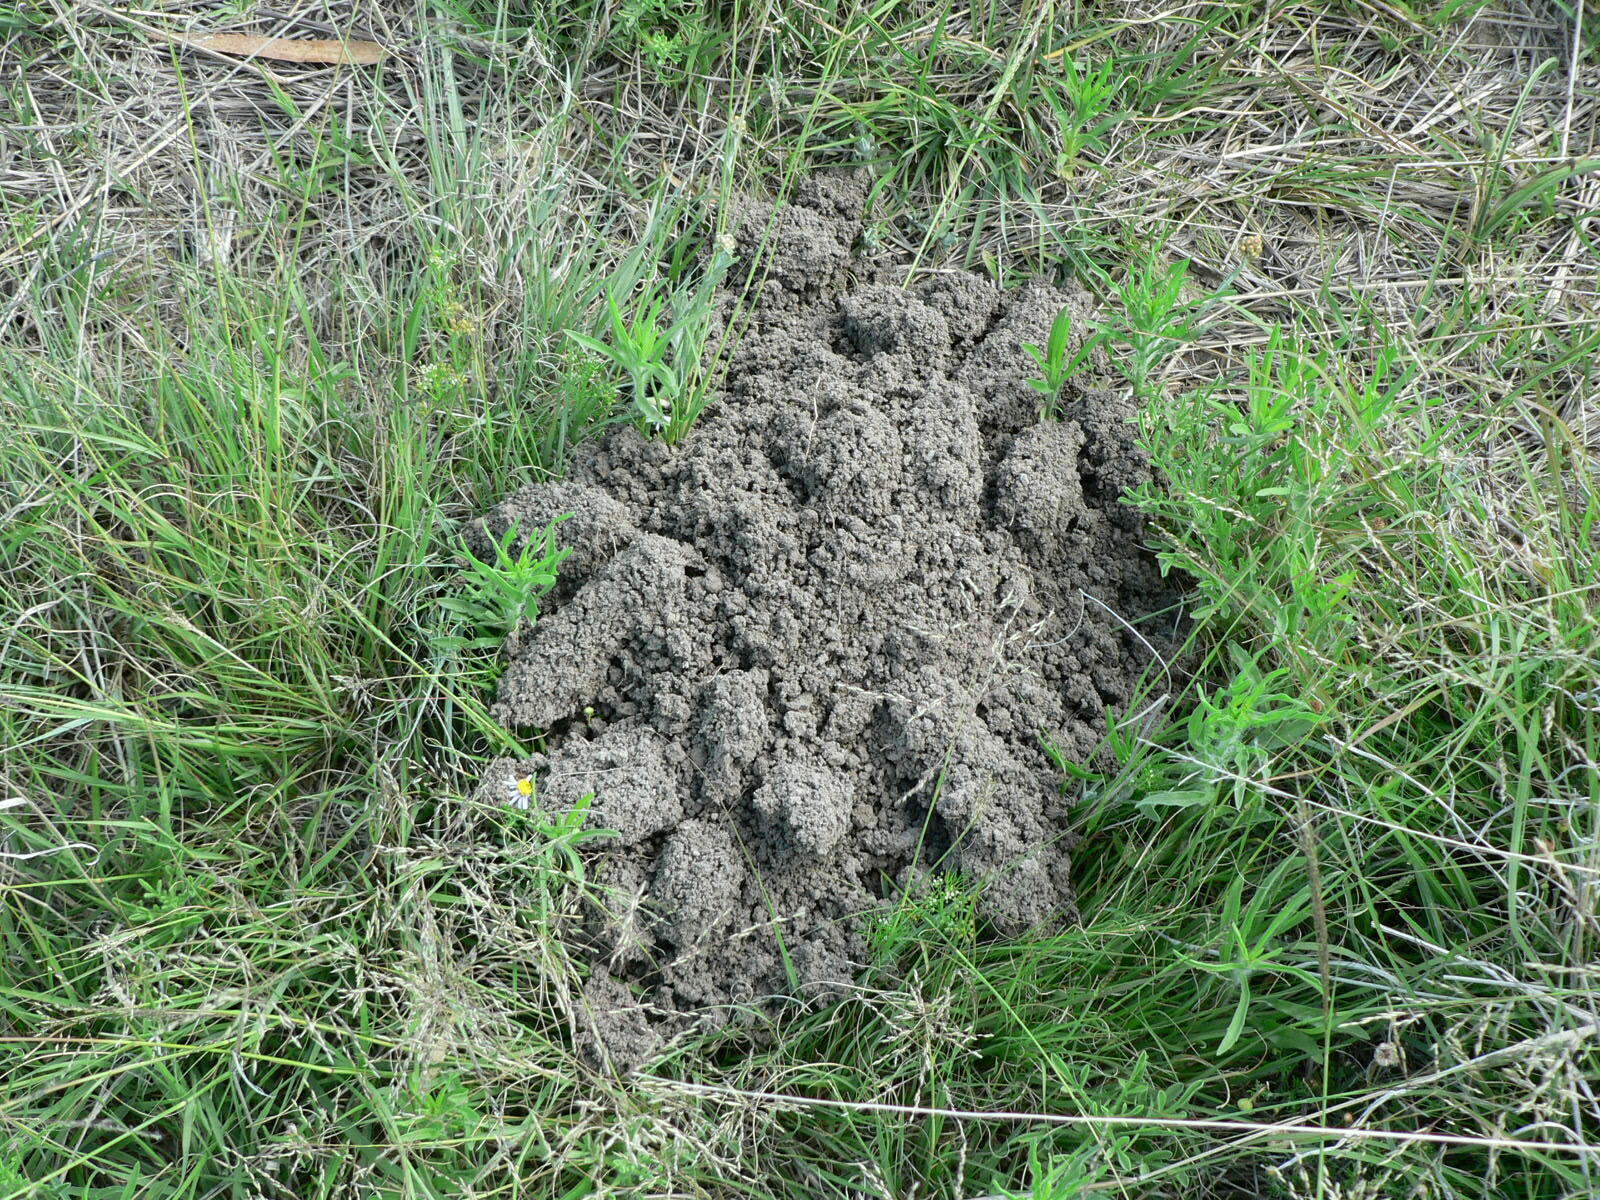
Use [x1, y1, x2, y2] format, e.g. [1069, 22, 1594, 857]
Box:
[474, 174, 1182, 1067]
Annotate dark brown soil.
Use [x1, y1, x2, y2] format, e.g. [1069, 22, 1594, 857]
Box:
[474, 174, 1183, 1068]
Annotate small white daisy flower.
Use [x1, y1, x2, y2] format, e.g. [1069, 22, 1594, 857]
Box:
[507, 775, 535, 810]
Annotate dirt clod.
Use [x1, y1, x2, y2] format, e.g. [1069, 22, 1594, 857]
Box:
[476, 174, 1182, 1068]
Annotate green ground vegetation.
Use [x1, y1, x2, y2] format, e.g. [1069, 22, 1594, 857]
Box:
[1, 1, 1597, 1196]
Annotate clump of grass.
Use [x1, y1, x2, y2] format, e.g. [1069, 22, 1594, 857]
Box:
[0, 17, 739, 1196]
[565, 252, 728, 442]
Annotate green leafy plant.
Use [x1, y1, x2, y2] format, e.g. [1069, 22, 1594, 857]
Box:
[1135, 649, 1323, 816]
[528, 790, 608, 881]
[613, 0, 720, 82]
[566, 277, 719, 440]
[438, 518, 569, 660]
[1177, 872, 1321, 1055]
[1023, 305, 1105, 419]
[1105, 245, 1210, 398]
[869, 874, 979, 966]
[567, 291, 679, 433]
[1044, 55, 1122, 173]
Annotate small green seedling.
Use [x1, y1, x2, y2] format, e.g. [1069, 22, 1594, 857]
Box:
[566, 290, 688, 435]
[1023, 306, 1104, 419]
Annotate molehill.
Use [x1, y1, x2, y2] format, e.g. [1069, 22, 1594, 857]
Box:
[475, 174, 1182, 1067]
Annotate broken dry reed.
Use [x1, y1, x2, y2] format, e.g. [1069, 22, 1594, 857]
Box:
[0, 1, 1597, 1197]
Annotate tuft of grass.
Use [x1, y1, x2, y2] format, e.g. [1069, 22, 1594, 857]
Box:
[565, 249, 728, 442]
[0, 14, 741, 1195]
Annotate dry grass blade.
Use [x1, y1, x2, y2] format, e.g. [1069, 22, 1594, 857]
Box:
[168, 33, 388, 66]
[652, 1079, 1600, 1158]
